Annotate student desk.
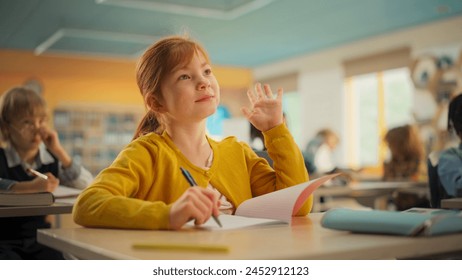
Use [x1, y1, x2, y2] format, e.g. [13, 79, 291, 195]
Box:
[441, 197, 462, 209]
[313, 181, 428, 211]
[0, 202, 73, 218]
[37, 213, 462, 260]
[0, 186, 79, 218]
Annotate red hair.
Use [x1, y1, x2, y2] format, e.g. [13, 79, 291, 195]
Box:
[133, 35, 210, 139]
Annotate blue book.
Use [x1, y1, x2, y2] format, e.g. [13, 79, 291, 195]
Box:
[321, 208, 462, 236]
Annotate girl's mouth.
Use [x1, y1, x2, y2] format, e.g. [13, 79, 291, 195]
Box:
[196, 95, 214, 102]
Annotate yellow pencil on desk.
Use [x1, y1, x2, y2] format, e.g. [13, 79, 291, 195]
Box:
[28, 168, 48, 180]
[133, 242, 229, 253]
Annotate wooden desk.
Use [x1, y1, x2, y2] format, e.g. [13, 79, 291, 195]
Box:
[0, 186, 78, 218]
[0, 202, 73, 218]
[37, 213, 462, 260]
[441, 198, 462, 209]
[313, 181, 428, 211]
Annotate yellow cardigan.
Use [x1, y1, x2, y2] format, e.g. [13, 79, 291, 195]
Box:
[73, 124, 310, 229]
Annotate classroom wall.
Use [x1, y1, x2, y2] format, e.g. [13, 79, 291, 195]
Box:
[0, 50, 253, 119]
[253, 15, 462, 167]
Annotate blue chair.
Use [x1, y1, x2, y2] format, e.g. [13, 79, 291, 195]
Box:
[427, 153, 452, 208]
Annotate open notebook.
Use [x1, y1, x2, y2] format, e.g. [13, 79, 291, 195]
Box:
[53, 185, 82, 198]
[186, 173, 339, 230]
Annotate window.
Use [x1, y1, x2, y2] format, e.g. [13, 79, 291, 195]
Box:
[344, 67, 414, 169]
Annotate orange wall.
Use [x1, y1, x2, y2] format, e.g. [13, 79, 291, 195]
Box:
[0, 50, 253, 115]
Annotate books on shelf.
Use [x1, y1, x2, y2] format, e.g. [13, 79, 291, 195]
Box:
[188, 173, 339, 230]
[0, 191, 54, 207]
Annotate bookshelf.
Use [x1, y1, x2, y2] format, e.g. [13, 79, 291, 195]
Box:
[53, 104, 144, 176]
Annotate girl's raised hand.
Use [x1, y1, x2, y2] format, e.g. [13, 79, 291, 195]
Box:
[241, 83, 284, 132]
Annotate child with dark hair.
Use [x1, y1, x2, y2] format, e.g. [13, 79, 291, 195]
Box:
[437, 93, 462, 197]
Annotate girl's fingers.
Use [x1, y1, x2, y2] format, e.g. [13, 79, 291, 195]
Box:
[276, 87, 284, 100]
[255, 83, 265, 100]
[182, 188, 218, 226]
[190, 191, 213, 218]
[246, 89, 257, 105]
[263, 84, 273, 98]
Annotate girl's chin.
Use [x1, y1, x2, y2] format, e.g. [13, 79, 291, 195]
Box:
[205, 108, 218, 118]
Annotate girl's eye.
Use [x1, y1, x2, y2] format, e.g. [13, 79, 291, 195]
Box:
[204, 68, 212, 75]
[179, 74, 190, 80]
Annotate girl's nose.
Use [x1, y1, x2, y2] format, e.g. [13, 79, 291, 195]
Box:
[31, 121, 45, 132]
[197, 77, 211, 90]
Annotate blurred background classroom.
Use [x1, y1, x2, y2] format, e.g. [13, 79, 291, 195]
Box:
[1, 0, 462, 212]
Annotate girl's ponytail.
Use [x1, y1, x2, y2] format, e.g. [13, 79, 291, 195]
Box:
[133, 110, 161, 140]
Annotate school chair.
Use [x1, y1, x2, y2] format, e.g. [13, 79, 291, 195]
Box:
[427, 152, 452, 208]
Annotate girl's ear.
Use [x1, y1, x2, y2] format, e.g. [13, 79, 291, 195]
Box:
[0, 123, 10, 142]
[145, 95, 167, 113]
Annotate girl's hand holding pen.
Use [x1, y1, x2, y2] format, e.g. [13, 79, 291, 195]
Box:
[241, 83, 284, 132]
[27, 168, 59, 192]
[169, 187, 221, 230]
[32, 173, 59, 192]
[10, 172, 59, 193]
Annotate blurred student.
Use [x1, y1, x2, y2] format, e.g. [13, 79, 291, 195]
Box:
[0, 86, 93, 259]
[304, 129, 339, 175]
[382, 124, 426, 181]
[437, 93, 462, 197]
[73, 35, 311, 230]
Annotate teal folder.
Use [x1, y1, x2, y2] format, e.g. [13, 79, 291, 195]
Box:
[321, 208, 462, 236]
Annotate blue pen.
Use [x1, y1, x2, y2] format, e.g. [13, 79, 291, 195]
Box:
[180, 167, 222, 227]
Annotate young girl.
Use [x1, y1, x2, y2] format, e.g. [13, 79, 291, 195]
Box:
[382, 124, 426, 181]
[73, 35, 311, 230]
[0, 86, 93, 259]
[437, 93, 462, 198]
[304, 129, 339, 175]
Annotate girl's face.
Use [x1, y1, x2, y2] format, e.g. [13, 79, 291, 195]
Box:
[8, 114, 47, 151]
[325, 135, 338, 150]
[159, 52, 220, 124]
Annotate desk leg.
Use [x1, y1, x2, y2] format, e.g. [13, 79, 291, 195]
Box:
[55, 214, 61, 228]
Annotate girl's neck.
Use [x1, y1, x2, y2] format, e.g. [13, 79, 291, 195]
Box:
[166, 123, 212, 169]
[168, 127, 208, 152]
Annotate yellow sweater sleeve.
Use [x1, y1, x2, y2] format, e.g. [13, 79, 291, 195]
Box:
[73, 138, 173, 230]
[260, 124, 312, 215]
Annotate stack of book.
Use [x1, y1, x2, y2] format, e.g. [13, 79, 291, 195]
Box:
[0, 191, 54, 207]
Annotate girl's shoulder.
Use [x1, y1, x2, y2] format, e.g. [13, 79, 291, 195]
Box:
[125, 133, 170, 153]
[440, 146, 462, 160]
[209, 135, 249, 149]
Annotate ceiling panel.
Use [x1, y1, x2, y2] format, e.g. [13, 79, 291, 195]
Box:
[1, 0, 462, 67]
